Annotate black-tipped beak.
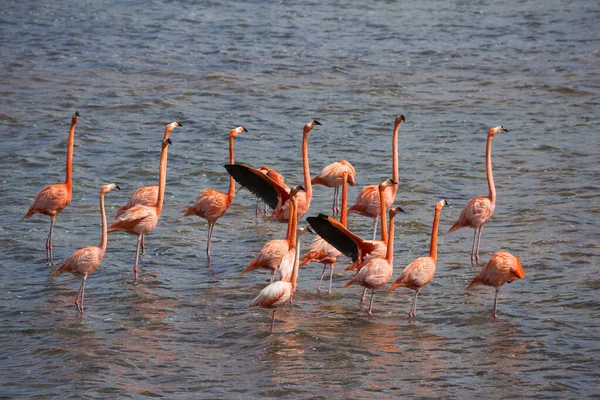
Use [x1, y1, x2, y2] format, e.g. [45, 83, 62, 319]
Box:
[397, 206, 406, 213]
[400, 115, 406, 122]
[502, 126, 508, 132]
[306, 226, 315, 234]
[391, 179, 398, 185]
[443, 200, 449, 206]
[242, 126, 248, 132]
[176, 122, 183, 127]
[298, 185, 306, 192]
[115, 185, 121, 190]
[75, 111, 80, 117]
[167, 138, 172, 145]
[313, 120, 322, 126]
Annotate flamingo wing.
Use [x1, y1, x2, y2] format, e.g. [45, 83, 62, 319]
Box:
[224, 164, 289, 210]
[306, 214, 360, 262]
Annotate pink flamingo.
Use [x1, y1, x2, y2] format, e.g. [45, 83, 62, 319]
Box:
[238, 165, 287, 215]
[113, 121, 180, 254]
[349, 115, 405, 239]
[109, 122, 181, 281]
[23, 112, 79, 263]
[344, 207, 404, 314]
[449, 126, 508, 264]
[467, 251, 524, 318]
[241, 186, 302, 283]
[183, 126, 247, 266]
[224, 120, 321, 222]
[389, 199, 448, 318]
[311, 159, 355, 215]
[52, 183, 120, 312]
[249, 188, 304, 334]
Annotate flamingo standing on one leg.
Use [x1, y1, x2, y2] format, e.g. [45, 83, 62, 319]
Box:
[300, 170, 352, 294]
[467, 251, 524, 318]
[448, 126, 508, 264]
[113, 121, 180, 254]
[389, 199, 448, 318]
[344, 207, 403, 315]
[349, 115, 405, 240]
[311, 159, 355, 215]
[23, 112, 79, 263]
[249, 188, 306, 334]
[184, 126, 248, 266]
[52, 183, 120, 313]
[109, 122, 181, 282]
[224, 120, 321, 222]
[241, 186, 304, 283]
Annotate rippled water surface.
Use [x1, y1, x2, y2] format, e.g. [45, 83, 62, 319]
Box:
[1, 0, 599, 398]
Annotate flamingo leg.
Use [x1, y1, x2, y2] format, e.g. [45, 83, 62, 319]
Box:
[269, 310, 276, 334]
[360, 287, 367, 304]
[255, 198, 260, 216]
[206, 223, 215, 266]
[332, 186, 339, 215]
[372, 216, 379, 241]
[140, 234, 145, 255]
[475, 227, 484, 264]
[328, 264, 334, 294]
[46, 217, 56, 263]
[368, 290, 375, 314]
[409, 289, 420, 318]
[317, 264, 327, 294]
[133, 234, 142, 282]
[470, 228, 478, 264]
[270, 270, 275, 284]
[492, 288, 499, 318]
[75, 277, 87, 313]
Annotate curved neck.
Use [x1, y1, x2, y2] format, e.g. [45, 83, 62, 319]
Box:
[99, 191, 107, 255]
[155, 144, 169, 216]
[379, 187, 388, 242]
[302, 129, 312, 202]
[392, 120, 400, 184]
[65, 117, 77, 189]
[429, 207, 441, 263]
[227, 134, 236, 200]
[385, 213, 395, 264]
[486, 133, 496, 203]
[290, 198, 299, 290]
[340, 173, 348, 227]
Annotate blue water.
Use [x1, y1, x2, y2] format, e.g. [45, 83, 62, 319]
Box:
[1, 0, 599, 398]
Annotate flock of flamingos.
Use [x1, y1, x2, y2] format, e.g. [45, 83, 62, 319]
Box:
[23, 112, 525, 333]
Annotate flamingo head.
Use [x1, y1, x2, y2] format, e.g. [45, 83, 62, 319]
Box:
[304, 120, 321, 133]
[489, 126, 507, 137]
[162, 138, 172, 148]
[389, 206, 406, 219]
[379, 178, 398, 191]
[72, 111, 80, 123]
[435, 199, 448, 211]
[231, 126, 248, 137]
[510, 256, 525, 281]
[101, 183, 121, 194]
[395, 114, 406, 125]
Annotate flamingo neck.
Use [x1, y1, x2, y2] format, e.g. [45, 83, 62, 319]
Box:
[290, 198, 299, 290]
[155, 144, 169, 217]
[340, 173, 348, 227]
[386, 213, 395, 264]
[99, 191, 107, 255]
[429, 207, 441, 264]
[302, 129, 312, 204]
[486, 133, 496, 203]
[227, 134, 236, 200]
[65, 117, 77, 190]
[379, 186, 388, 242]
[392, 119, 400, 189]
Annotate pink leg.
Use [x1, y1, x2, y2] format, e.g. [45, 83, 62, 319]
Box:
[470, 229, 478, 265]
[328, 264, 334, 294]
[134, 234, 142, 282]
[368, 290, 375, 314]
[317, 264, 327, 293]
[206, 223, 215, 266]
[492, 288, 499, 318]
[475, 227, 484, 264]
[140, 234, 145, 255]
[269, 310, 276, 334]
[409, 289, 420, 318]
[75, 277, 87, 313]
[46, 217, 56, 263]
[372, 216, 379, 241]
[332, 186, 339, 215]
[255, 199, 260, 216]
[270, 271, 275, 284]
[360, 288, 367, 305]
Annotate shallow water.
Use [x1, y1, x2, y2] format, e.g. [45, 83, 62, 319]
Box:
[1, 0, 599, 398]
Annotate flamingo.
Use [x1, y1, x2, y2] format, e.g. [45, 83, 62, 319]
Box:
[237, 165, 287, 215]
[241, 186, 303, 283]
[52, 183, 120, 313]
[349, 115, 405, 240]
[109, 122, 181, 282]
[389, 199, 448, 318]
[23, 111, 80, 263]
[449, 126, 508, 264]
[300, 170, 350, 294]
[344, 207, 404, 315]
[224, 120, 321, 222]
[467, 251, 524, 318]
[114, 121, 180, 254]
[249, 187, 304, 334]
[311, 159, 356, 215]
[183, 126, 248, 266]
